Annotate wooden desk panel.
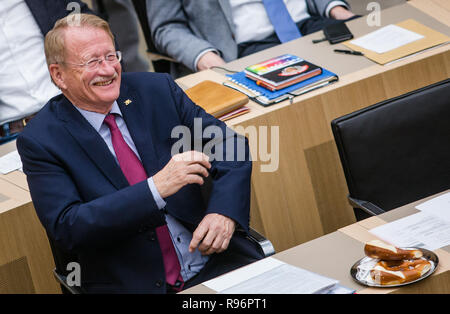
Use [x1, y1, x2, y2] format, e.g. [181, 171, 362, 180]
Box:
[0, 144, 60, 293]
[0, 179, 60, 294]
[409, 0, 450, 27]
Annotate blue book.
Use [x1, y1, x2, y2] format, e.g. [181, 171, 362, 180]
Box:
[224, 68, 338, 106]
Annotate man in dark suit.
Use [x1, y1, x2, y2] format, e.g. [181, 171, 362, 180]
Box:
[17, 14, 261, 293]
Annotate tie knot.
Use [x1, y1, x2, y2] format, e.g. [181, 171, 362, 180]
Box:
[103, 113, 118, 130]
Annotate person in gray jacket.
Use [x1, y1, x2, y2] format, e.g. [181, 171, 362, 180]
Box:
[147, 0, 356, 77]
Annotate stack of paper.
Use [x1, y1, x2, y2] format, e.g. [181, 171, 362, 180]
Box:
[369, 192, 450, 250]
[203, 257, 352, 294]
[344, 19, 449, 65]
[350, 24, 424, 54]
[415, 192, 450, 222]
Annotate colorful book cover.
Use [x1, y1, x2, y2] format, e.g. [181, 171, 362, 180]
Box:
[245, 54, 322, 88]
[245, 54, 302, 76]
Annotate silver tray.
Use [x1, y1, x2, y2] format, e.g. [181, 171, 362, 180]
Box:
[350, 247, 439, 288]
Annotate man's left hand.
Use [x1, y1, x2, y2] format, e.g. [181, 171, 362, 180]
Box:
[189, 213, 236, 255]
[330, 6, 355, 20]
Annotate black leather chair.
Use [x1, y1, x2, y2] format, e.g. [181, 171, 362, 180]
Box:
[47, 234, 81, 294]
[50, 176, 274, 294]
[331, 78, 450, 221]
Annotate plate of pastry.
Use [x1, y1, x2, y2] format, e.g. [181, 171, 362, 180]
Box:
[350, 240, 439, 287]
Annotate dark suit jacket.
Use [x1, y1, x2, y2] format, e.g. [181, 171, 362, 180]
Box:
[17, 72, 256, 293]
[25, 0, 93, 36]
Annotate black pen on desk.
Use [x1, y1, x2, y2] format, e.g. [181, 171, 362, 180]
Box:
[334, 49, 364, 56]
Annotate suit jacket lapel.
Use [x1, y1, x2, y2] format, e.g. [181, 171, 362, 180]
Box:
[218, 0, 236, 35]
[56, 97, 129, 190]
[117, 85, 160, 177]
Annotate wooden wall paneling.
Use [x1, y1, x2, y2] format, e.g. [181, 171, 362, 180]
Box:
[237, 111, 326, 251]
[0, 202, 60, 293]
[304, 140, 355, 234]
[408, 0, 450, 27]
[0, 257, 35, 294]
[249, 181, 265, 235]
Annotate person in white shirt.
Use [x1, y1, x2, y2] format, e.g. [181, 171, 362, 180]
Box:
[0, 0, 94, 145]
[0, 0, 60, 144]
[147, 0, 356, 78]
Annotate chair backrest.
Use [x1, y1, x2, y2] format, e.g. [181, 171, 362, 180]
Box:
[129, 0, 157, 55]
[47, 233, 79, 277]
[331, 78, 450, 213]
[130, 0, 174, 73]
[46, 232, 81, 293]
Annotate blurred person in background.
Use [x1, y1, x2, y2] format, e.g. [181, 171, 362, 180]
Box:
[147, 0, 356, 78]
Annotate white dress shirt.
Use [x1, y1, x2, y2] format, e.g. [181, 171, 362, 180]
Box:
[74, 101, 209, 282]
[0, 0, 60, 125]
[229, 0, 349, 44]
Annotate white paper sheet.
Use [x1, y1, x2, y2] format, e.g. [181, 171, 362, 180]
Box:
[0, 150, 22, 174]
[202, 257, 339, 294]
[350, 24, 424, 54]
[369, 211, 450, 251]
[220, 264, 338, 294]
[203, 257, 284, 292]
[415, 192, 450, 222]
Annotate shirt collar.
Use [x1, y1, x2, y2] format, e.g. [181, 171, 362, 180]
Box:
[74, 101, 122, 132]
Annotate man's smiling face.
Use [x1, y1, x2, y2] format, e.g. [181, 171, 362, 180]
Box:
[56, 26, 121, 113]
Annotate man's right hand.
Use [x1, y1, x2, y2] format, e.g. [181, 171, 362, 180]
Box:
[153, 151, 211, 199]
[196, 51, 226, 71]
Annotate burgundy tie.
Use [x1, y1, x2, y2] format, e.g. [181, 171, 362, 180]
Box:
[103, 114, 184, 290]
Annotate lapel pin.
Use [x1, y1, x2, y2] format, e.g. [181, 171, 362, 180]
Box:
[124, 99, 132, 106]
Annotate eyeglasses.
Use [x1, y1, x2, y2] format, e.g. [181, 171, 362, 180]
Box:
[61, 51, 122, 71]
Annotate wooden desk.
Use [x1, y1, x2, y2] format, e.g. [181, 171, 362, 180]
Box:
[183, 190, 450, 294]
[0, 140, 28, 191]
[0, 141, 60, 293]
[0, 178, 60, 293]
[176, 1, 450, 251]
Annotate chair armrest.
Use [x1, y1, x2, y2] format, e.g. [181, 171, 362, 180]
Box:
[348, 196, 386, 216]
[53, 269, 81, 294]
[247, 227, 276, 257]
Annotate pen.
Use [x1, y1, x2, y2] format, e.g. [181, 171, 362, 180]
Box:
[334, 49, 364, 56]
